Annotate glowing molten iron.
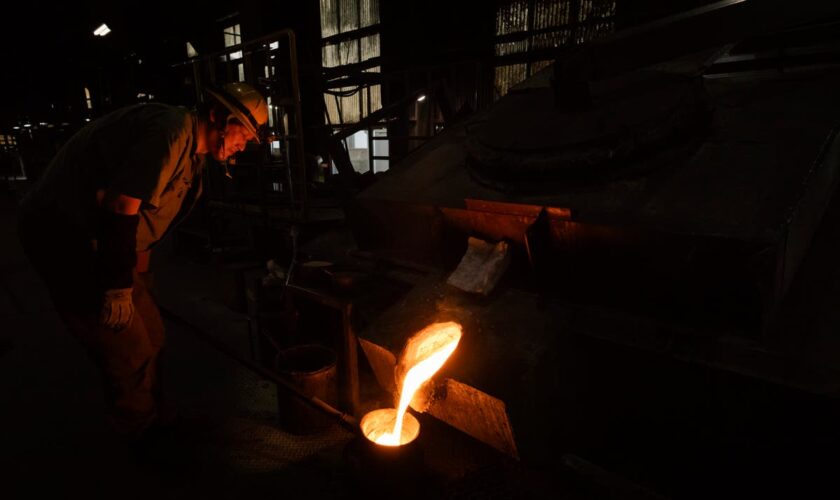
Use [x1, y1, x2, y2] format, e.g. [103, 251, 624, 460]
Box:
[363, 322, 462, 446]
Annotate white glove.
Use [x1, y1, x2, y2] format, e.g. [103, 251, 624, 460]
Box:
[100, 288, 134, 330]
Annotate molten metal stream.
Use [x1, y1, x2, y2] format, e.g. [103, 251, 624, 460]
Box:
[372, 322, 462, 446]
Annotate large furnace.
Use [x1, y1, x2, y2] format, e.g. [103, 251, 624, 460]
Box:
[337, 0, 840, 485]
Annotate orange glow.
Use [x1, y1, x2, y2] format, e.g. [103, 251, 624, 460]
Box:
[363, 322, 462, 446]
[360, 408, 420, 446]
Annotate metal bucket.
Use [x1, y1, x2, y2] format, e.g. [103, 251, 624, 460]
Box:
[276, 344, 338, 434]
[345, 410, 425, 495]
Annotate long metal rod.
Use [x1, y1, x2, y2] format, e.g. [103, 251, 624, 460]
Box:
[330, 88, 427, 142]
[286, 31, 308, 220]
[158, 305, 360, 433]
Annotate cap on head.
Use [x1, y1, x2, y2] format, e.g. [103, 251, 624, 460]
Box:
[205, 82, 268, 143]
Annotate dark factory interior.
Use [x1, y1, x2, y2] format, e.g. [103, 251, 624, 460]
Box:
[4, 0, 840, 498]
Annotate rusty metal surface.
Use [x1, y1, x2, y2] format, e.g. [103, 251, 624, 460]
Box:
[440, 207, 537, 244]
[425, 378, 519, 458]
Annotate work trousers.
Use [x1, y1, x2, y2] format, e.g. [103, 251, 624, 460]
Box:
[17, 205, 165, 438]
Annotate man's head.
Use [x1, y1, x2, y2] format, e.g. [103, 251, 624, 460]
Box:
[203, 83, 268, 162]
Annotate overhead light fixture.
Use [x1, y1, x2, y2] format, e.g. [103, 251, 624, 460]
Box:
[93, 23, 111, 37]
[23, 123, 31, 128]
[12, 126, 20, 130]
[416, 94, 427, 102]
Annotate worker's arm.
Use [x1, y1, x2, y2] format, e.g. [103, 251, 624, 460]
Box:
[94, 123, 184, 328]
[99, 189, 142, 215]
[96, 188, 141, 329]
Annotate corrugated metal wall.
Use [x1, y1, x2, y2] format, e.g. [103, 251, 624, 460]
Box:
[320, 0, 382, 125]
[495, 0, 616, 98]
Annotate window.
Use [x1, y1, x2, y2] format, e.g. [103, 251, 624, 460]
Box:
[346, 130, 369, 173]
[494, 0, 616, 99]
[222, 23, 244, 77]
[186, 41, 198, 58]
[372, 127, 388, 172]
[320, 0, 386, 173]
[84, 87, 93, 110]
[224, 24, 241, 48]
[320, 0, 381, 125]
